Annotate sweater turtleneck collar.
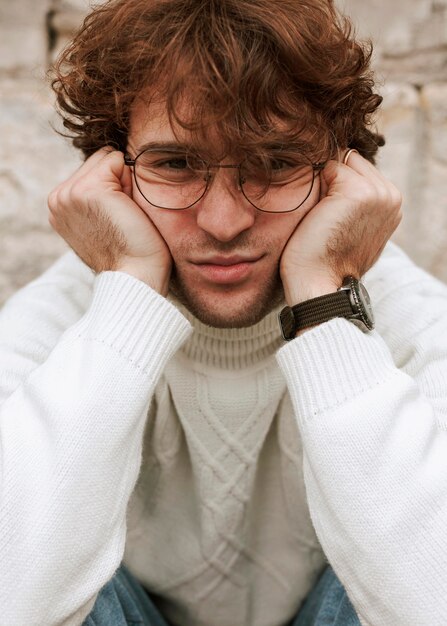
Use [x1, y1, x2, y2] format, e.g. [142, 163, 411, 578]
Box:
[168, 296, 285, 370]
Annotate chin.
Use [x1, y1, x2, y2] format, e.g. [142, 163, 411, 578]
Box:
[169, 272, 284, 329]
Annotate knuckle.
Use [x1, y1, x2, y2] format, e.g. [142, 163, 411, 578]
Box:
[48, 211, 59, 231]
[57, 186, 72, 209]
[360, 182, 377, 204]
[70, 176, 97, 202]
[391, 188, 403, 210]
[71, 179, 88, 198]
[47, 190, 57, 211]
[48, 184, 64, 209]
[86, 147, 112, 163]
[376, 183, 390, 202]
[48, 183, 74, 213]
[99, 148, 121, 167]
[384, 180, 402, 208]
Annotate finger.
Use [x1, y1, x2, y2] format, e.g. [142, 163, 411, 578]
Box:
[341, 149, 390, 187]
[318, 166, 329, 200]
[120, 163, 133, 198]
[49, 148, 116, 203]
[79, 146, 117, 172]
[64, 147, 117, 185]
[68, 150, 127, 200]
[319, 157, 385, 210]
[93, 150, 129, 189]
[344, 150, 403, 206]
[342, 148, 359, 166]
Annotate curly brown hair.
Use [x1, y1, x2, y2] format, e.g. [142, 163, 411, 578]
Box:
[50, 0, 384, 164]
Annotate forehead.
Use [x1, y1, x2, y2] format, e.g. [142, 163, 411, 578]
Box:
[128, 97, 179, 150]
[129, 95, 236, 157]
[127, 94, 316, 158]
[128, 98, 245, 161]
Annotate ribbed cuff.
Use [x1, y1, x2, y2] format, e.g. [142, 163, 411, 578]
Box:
[276, 317, 398, 423]
[71, 271, 192, 375]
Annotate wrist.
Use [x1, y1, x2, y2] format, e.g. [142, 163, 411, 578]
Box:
[115, 262, 171, 296]
[281, 264, 341, 307]
[290, 289, 336, 337]
[283, 277, 340, 307]
[279, 275, 374, 341]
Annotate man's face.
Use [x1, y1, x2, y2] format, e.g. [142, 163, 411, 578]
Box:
[127, 99, 320, 328]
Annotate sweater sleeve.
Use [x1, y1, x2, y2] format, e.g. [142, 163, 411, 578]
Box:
[0, 252, 192, 626]
[276, 242, 447, 626]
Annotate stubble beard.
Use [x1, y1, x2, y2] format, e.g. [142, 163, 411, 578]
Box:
[169, 261, 285, 328]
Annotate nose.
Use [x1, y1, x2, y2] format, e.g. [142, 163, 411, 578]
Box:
[195, 167, 256, 242]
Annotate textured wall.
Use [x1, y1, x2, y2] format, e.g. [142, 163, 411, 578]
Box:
[340, 0, 447, 280]
[1, 0, 446, 305]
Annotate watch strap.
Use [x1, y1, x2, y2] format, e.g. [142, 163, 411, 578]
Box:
[290, 289, 353, 330]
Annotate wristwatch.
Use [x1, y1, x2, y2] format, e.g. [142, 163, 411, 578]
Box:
[279, 276, 375, 341]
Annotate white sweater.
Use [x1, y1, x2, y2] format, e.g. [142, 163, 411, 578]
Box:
[0, 241, 446, 626]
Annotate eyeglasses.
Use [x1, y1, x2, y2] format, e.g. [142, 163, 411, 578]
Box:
[124, 149, 326, 214]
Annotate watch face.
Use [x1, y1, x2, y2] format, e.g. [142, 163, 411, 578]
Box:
[353, 279, 375, 330]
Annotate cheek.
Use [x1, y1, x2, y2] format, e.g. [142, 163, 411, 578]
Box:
[131, 180, 193, 249]
[275, 217, 301, 252]
[258, 206, 308, 252]
[148, 210, 194, 253]
[281, 180, 321, 235]
[264, 182, 321, 253]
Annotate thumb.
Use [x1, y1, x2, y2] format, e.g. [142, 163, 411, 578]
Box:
[318, 160, 340, 200]
[120, 161, 133, 198]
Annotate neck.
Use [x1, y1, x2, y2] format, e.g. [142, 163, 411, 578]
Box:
[168, 294, 285, 369]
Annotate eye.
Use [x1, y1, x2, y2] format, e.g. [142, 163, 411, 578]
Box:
[269, 160, 312, 184]
[135, 151, 201, 183]
[269, 158, 291, 171]
[159, 157, 189, 170]
[240, 156, 297, 186]
[146, 155, 190, 172]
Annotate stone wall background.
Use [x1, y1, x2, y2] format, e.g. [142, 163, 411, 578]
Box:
[0, 0, 446, 306]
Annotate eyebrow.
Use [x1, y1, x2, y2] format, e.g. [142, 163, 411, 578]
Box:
[132, 139, 316, 155]
[263, 141, 315, 153]
[134, 141, 197, 154]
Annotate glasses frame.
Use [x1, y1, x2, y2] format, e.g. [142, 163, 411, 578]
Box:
[124, 150, 326, 214]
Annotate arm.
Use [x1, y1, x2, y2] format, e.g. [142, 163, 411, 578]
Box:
[277, 242, 447, 626]
[0, 148, 185, 624]
[0, 251, 191, 625]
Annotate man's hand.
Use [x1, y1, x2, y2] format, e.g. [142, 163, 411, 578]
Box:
[280, 150, 403, 305]
[48, 148, 172, 295]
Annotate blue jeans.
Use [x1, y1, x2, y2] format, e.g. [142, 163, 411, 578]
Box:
[83, 564, 360, 626]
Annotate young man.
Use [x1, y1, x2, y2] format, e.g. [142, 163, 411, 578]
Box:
[1, 1, 446, 625]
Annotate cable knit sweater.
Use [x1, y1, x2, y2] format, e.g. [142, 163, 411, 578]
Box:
[0, 241, 447, 626]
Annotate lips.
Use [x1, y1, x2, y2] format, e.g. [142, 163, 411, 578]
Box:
[192, 255, 262, 266]
[190, 254, 263, 284]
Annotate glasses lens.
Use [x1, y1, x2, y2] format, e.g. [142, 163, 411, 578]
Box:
[134, 150, 208, 209]
[241, 155, 316, 213]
